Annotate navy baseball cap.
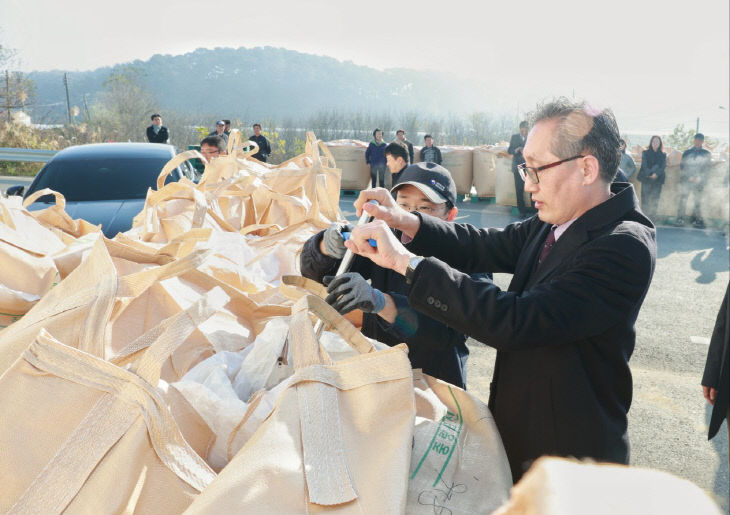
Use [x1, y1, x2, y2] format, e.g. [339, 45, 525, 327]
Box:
[391, 162, 457, 206]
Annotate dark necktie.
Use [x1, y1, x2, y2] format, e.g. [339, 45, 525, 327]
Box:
[538, 227, 556, 265]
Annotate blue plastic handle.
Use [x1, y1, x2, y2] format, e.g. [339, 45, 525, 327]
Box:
[341, 232, 377, 248]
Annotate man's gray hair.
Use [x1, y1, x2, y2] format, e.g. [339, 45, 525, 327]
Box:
[529, 98, 621, 183]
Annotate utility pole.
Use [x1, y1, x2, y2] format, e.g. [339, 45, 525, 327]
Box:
[695, 117, 699, 134]
[63, 72, 73, 125]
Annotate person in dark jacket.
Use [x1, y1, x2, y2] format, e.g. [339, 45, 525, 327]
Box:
[702, 282, 730, 462]
[300, 163, 484, 389]
[618, 139, 636, 179]
[420, 134, 442, 164]
[146, 114, 169, 144]
[508, 121, 534, 216]
[385, 142, 409, 187]
[343, 99, 656, 482]
[677, 133, 712, 228]
[248, 123, 272, 162]
[208, 120, 229, 143]
[636, 135, 666, 221]
[365, 129, 388, 188]
[395, 129, 415, 164]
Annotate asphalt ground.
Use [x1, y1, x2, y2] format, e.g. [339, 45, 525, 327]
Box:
[339, 192, 729, 510]
[2, 176, 728, 508]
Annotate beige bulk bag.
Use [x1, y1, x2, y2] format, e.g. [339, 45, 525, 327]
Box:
[704, 157, 730, 223]
[494, 457, 721, 514]
[0, 288, 229, 514]
[494, 148, 530, 207]
[408, 371, 513, 514]
[412, 145, 422, 163]
[186, 295, 416, 514]
[439, 146, 473, 195]
[324, 139, 370, 190]
[472, 145, 499, 197]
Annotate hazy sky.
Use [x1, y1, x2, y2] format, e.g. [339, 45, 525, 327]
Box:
[1, 0, 728, 137]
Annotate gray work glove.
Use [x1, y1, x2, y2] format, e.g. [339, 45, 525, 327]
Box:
[322, 222, 354, 259]
[323, 273, 386, 315]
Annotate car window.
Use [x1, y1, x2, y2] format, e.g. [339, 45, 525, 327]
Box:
[27, 155, 174, 202]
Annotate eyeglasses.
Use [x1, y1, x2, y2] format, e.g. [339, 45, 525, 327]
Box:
[517, 155, 585, 184]
[398, 202, 445, 215]
[200, 149, 220, 159]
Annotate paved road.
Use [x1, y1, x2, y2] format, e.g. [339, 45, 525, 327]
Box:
[340, 193, 729, 510]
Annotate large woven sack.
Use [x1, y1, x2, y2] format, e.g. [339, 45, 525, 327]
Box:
[494, 457, 721, 514]
[0, 287, 229, 514]
[440, 146, 474, 195]
[412, 145, 422, 163]
[186, 294, 416, 513]
[0, 196, 64, 326]
[324, 139, 370, 190]
[494, 148, 530, 207]
[23, 188, 102, 241]
[408, 371, 512, 514]
[0, 236, 211, 377]
[472, 146, 498, 197]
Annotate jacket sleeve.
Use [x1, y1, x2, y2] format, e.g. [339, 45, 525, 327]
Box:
[263, 137, 271, 155]
[408, 143, 414, 164]
[702, 284, 729, 387]
[655, 153, 667, 180]
[406, 230, 655, 349]
[435, 147, 442, 165]
[406, 212, 533, 274]
[365, 144, 372, 164]
[625, 155, 636, 178]
[507, 134, 519, 155]
[299, 231, 374, 282]
[637, 152, 649, 181]
[371, 292, 468, 352]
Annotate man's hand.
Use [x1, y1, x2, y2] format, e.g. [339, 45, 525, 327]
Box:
[323, 273, 386, 315]
[343, 220, 414, 275]
[353, 188, 421, 238]
[320, 222, 354, 258]
[703, 385, 717, 406]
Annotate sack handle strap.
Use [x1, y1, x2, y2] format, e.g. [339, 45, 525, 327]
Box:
[290, 294, 358, 505]
[156, 149, 203, 190]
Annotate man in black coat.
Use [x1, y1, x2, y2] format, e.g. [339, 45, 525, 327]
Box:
[395, 129, 415, 164]
[249, 123, 272, 162]
[702, 283, 729, 455]
[508, 121, 534, 217]
[146, 114, 169, 144]
[677, 133, 712, 228]
[343, 99, 657, 481]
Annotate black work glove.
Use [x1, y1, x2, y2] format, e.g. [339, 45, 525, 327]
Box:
[323, 273, 386, 315]
[322, 222, 354, 259]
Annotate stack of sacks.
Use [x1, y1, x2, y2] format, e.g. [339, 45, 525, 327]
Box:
[494, 145, 530, 208]
[656, 147, 683, 218]
[323, 139, 370, 190]
[472, 145, 499, 198]
[0, 130, 516, 513]
[439, 145, 474, 195]
[494, 457, 721, 514]
[0, 193, 101, 329]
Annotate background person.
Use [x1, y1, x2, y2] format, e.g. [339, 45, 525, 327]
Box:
[618, 138, 636, 179]
[419, 134, 442, 164]
[677, 133, 712, 228]
[365, 129, 388, 188]
[394, 129, 414, 164]
[636, 135, 666, 221]
[223, 119, 231, 137]
[508, 121, 534, 217]
[384, 142, 409, 187]
[343, 99, 656, 481]
[208, 120, 229, 143]
[701, 282, 729, 466]
[146, 113, 169, 143]
[300, 163, 478, 389]
[199, 135, 227, 161]
[249, 123, 272, 162]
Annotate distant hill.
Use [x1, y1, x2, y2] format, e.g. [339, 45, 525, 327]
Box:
[27, 46, 494, 123]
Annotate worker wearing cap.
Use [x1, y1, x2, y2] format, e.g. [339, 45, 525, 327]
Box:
[300, 162, 489, 389]
[208, 120, 229, 143]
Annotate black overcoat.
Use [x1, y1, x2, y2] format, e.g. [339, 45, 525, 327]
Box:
[404, 182, 656, 480]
